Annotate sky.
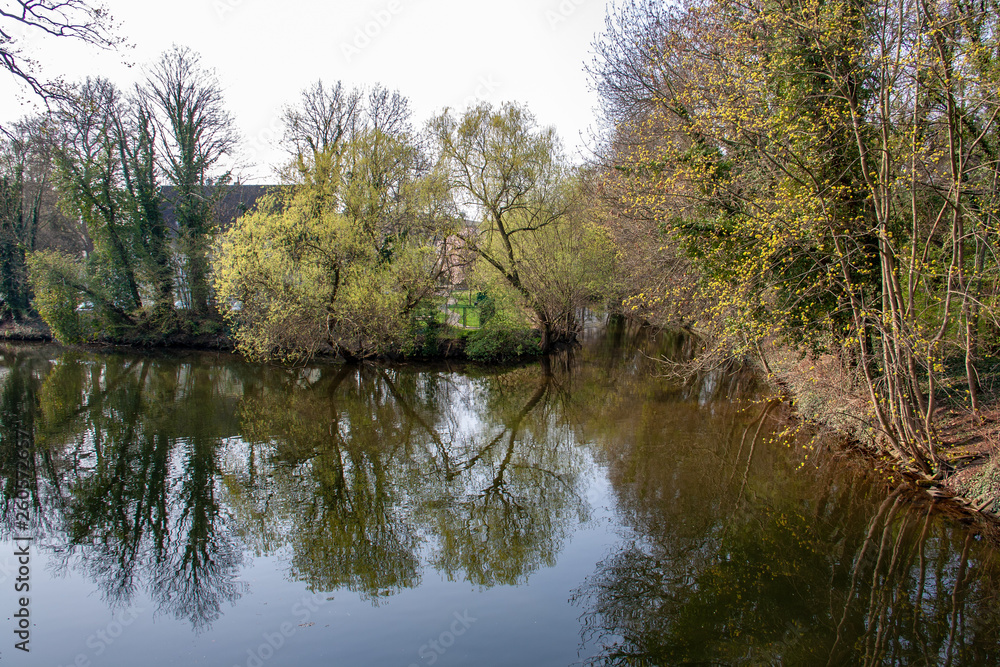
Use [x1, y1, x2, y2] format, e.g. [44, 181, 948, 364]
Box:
[0, 0, 613, 183]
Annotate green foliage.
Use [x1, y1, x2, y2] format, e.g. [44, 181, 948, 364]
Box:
[593, 0, 1000, 469]
[0, 119, 47, 320]
[26, 250, 88, 343]
[146, 45, 237, 315]
[51, 77, 145, 315]
[213, 128, 451, 361]
[477, 293, 496, 326]
[30, 51, 237, 340]
[465, 321, 541, 363]
[432, 102, 615, 350]
[463, 287, 541, 362]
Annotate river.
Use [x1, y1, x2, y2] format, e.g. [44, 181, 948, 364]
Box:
[1, 322, 998, 666]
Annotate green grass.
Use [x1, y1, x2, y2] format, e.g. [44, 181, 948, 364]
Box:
[423, 291, 484, 328]
[450, 291, 480, 308]
[444, 290, 483, 328]
[448, 303, 481, 328]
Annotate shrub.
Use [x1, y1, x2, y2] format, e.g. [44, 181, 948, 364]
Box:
[26, 251, 90, 344]
[465, 321, 540, 362]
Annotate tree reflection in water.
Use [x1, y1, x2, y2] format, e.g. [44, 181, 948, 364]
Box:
[0, 342, 592, 626]
[571, 324, 1000, 665]
[234, 356, 589, 594]
[2, 326, 1000, 663]
[30, 352, 248, 632]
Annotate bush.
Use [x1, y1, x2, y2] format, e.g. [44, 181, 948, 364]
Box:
[27, 251, 90, 344]
[465, 321, 540, 362]
[477, 294, 496, 326]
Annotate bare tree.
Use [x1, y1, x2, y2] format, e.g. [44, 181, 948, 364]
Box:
[0, 0, 123, 104]
[280, 80, 414, 184]
[367, 84, 411, 137]
[143, 45, 237, 315]
[281, 79, 362, 162]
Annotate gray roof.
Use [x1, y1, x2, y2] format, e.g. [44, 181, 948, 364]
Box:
[158, 184, 279, 232]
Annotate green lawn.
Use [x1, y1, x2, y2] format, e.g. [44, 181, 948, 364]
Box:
[449, 303, 481, 328]
[435, 290, 482, 329]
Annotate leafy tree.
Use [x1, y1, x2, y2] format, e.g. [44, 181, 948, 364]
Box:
[214, 123, 453, 361]
[26, 249, 89, 341]
[28, 47, 236, 339]
[49, 77, 143, 316]
[0, 116, 48, 319]
[591, 0, 1000, 472]
[465, 195, 618, 361]
[115, 92, 174, 316]
[432, 102, 601, 352]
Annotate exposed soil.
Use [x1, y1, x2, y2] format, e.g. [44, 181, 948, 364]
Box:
[934, 404, 1000, 514]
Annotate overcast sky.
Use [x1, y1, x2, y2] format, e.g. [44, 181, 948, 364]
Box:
[0, 0, 612, 182]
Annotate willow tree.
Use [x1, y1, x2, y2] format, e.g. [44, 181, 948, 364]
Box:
[431, 102, 597, 352]
[214, 124, 454, 361]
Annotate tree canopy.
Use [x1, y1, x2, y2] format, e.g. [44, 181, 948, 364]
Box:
[591, 0, 1000, 471]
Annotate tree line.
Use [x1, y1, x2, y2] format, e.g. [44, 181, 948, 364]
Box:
[590, 0, 1000, 474]
[2, 45, 235, 339]
[216, 82, 616, 362]
[0, 44, 617, 360]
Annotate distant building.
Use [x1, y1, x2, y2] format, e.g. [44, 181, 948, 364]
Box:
[158, 184, 277, 233]
[440, 219, 480, 288]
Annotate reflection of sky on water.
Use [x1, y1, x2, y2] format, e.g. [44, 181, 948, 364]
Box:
[1, 327, 999, 665]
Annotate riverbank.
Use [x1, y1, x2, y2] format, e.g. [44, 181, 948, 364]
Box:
[0, 317, 53, 342]
[765, 345, 1000, 525]
[0, 314, 238, 351]
[0, 314, 549, 363]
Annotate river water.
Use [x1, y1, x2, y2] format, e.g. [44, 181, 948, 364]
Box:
[1, 323, 999, 666]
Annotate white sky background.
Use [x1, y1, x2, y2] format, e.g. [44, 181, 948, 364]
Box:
[0, 0, 612, 183]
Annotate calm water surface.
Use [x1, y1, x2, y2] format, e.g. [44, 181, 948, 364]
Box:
[2, 324, 999, 666]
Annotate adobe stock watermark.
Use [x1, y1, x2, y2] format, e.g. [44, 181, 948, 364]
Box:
[456, 75, 502, 111]
[341, 0, 407, 63]
[214, 0, 255, 21]
[244, 112, 285, 174]
[56, 607, 146, 667]
[233, 592, 330, 667]
[545, 0, 589, 29]
[11, 431, 33, 655]
[406, 610, 477, 666]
